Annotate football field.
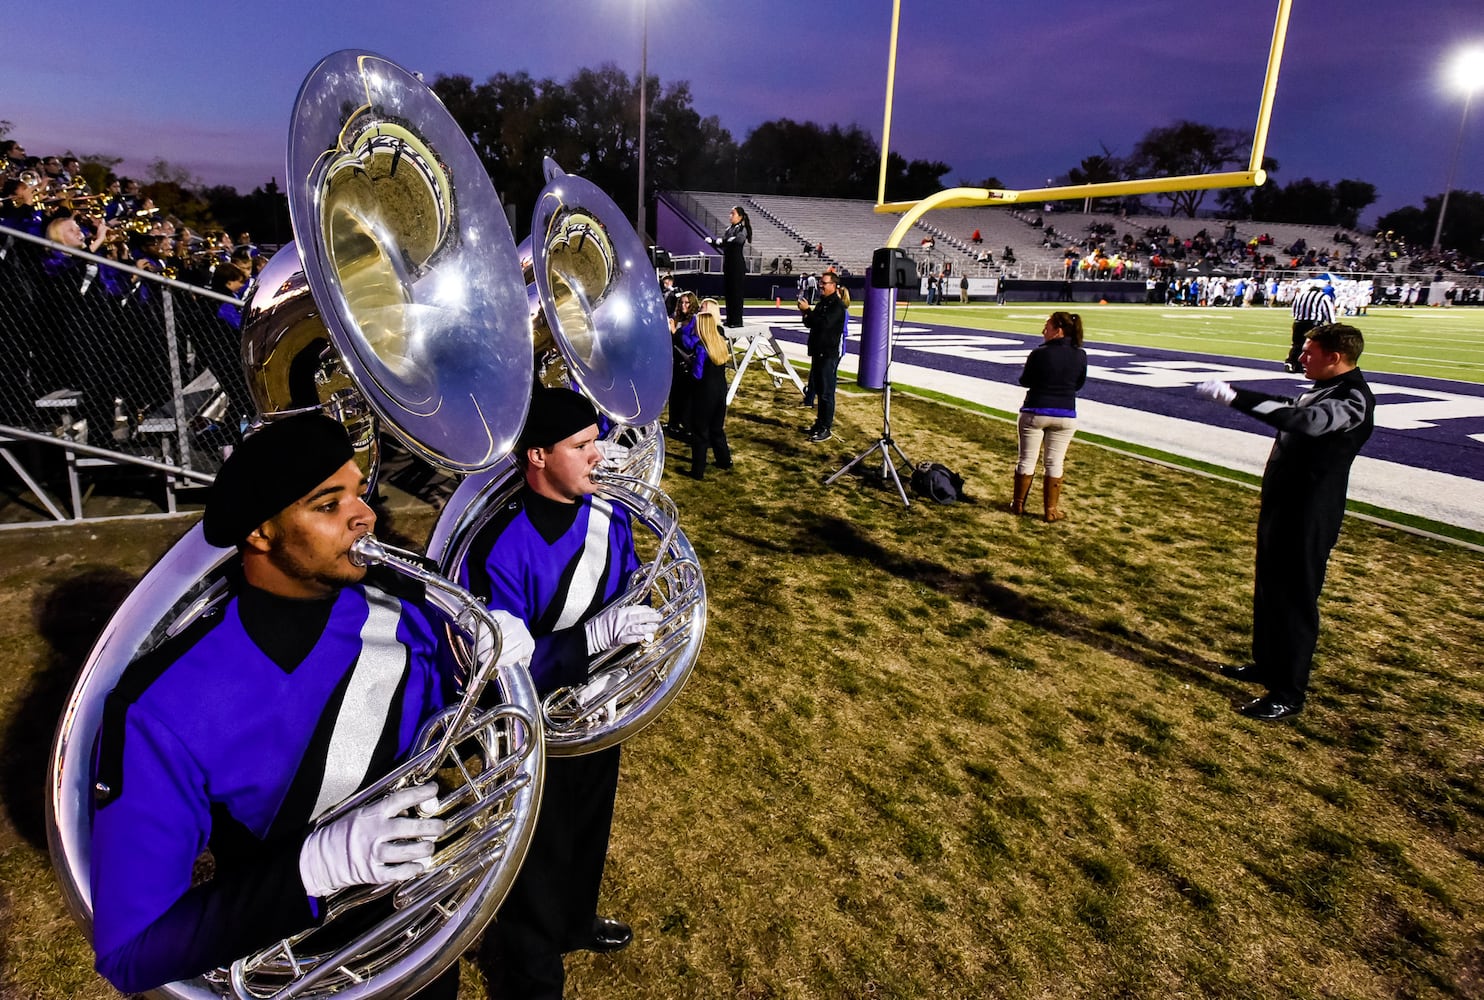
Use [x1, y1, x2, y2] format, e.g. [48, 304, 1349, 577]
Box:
[888, 301, 1484, 384]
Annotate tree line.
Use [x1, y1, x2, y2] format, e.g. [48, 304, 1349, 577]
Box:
[9, 67, 1479, 258]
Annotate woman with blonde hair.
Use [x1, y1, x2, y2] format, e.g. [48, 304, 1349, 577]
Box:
[678, 298, 732, 479]
[1011, 311, 1088, 521]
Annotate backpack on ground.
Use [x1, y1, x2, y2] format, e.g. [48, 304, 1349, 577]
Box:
[910, 462, 965, 504]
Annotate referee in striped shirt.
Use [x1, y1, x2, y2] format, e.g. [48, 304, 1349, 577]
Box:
[1286, 280, 1336, 372]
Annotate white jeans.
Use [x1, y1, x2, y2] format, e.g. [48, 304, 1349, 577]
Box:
[1016, 412, 1077, 477]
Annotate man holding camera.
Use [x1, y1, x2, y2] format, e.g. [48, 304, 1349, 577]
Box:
[799, 272, 846, 443]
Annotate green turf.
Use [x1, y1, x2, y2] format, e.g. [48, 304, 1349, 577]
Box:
[9, 385, 1481, 999]
[870, 302, 1484, 383]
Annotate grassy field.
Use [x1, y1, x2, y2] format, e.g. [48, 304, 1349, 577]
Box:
[875, 301, 1484, 383]
[2, 378, 1481, 999]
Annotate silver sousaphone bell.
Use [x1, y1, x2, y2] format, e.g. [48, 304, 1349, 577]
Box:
[47, 50, 546, 1000]
[426, 160, 705, 756]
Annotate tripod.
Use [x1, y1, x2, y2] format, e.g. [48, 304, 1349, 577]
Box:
[824, 303, 913, 507]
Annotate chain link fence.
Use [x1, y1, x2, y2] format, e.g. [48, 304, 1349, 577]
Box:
[1, 223, 251, 519]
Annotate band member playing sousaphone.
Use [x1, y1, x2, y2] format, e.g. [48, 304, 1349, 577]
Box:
[458, 387, 660, 999]
[87, 413, 535, 998]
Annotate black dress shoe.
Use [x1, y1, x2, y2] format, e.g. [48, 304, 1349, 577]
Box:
[1236, 696, 1302, 721]
[1219, 663, 1265, 683]
[588, 916, 633, 954]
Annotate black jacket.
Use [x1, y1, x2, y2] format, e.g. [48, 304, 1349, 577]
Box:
[802, 291, 847, 358]
[1232, 368, 1375, 537]
[1018, 337, 1088, 411]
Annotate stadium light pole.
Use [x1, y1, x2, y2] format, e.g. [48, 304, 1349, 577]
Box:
[636, 0, 649, 244]
[1431, 45, 1484, 251]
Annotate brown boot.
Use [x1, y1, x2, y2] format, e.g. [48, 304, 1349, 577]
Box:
[1043, 476, 1065, 522]
[1010, 472, 1034, 515]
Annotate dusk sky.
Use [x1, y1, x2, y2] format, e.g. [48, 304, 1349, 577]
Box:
[5, 0, 1481, 227]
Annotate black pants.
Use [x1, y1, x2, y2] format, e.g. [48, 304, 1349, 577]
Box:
[1287, 318, 1318, 367]
[480, 748, 620, 1000]
[1251, 504, 1341, 705]
[688, 364, 731, 478]
[668, 353, 693, 431]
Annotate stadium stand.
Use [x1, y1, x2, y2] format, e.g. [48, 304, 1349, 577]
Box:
[662, 192, 1483, 287]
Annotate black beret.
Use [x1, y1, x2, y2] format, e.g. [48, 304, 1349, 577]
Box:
[517, 387, 598, 452]
[202, 412, 356, 547]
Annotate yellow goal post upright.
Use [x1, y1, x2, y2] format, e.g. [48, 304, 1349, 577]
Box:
[872, 0, 1294, 251]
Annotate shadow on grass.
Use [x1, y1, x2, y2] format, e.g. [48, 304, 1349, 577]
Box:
[2, 568, 137, 851]
[794, 513, 1230, 688]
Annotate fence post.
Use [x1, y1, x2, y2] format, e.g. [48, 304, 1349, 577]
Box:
[162, 288, 191, 474]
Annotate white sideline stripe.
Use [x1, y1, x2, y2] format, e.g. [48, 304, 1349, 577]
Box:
[769, 339, 1484, 533]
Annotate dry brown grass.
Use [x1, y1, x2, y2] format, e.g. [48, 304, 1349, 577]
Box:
[1, 381, 1481, 999]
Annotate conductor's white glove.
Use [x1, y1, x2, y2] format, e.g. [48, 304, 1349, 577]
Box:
[299, 783, 446, 897]
[595, 439, 630, 470]
[1194, 378, 1237, 405]
[475, 609, 535, 670]
[584, 605, 663, 654]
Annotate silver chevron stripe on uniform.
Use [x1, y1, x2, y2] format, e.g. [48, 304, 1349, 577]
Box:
[553, 497, 613, 631]
[310, 588, 409, 821]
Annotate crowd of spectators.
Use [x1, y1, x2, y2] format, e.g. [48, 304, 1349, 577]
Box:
[1, 137, 264, 445]
[2, 140, 262, 287]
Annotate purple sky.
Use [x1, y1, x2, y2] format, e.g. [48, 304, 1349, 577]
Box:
[5, 0, 1481, 227]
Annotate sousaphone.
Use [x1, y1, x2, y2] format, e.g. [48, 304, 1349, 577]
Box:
[47, 50, 544, 999]
[428, 160, 705, 756]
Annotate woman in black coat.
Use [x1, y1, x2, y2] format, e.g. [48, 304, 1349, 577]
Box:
[1011, 311, 1088, 521]
[710, 205, 751, 328]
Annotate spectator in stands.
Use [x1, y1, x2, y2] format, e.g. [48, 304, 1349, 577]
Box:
[1, 178, 45, 237]
[39, 211, 119, 438]
[198, 262, 255, 439]
[1011, 312, 1087, 523]
[705, 205, 751, 329]
[0, 178, 47, 425]
[970, 229, 982, 244]
[0, 140, 27, 177]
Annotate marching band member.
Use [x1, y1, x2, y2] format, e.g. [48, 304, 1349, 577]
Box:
[458, 386, 659, 1000]
[88, 413, 533, 997]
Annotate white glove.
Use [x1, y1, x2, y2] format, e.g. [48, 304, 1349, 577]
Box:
[575, 667, 624, 724]
[584, 605, 663, 654]
[595, 439, 630, 470]
[1194, 378, 1237, 405]
[476, 609, 535, 670]
[299, 783, 447, 897]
